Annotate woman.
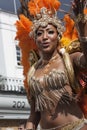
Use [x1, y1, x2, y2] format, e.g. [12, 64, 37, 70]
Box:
[16, 0, 87, 129]
[26, 24, 87, 130]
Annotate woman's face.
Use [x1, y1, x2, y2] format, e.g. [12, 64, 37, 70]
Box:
[35, 24, 58, 54]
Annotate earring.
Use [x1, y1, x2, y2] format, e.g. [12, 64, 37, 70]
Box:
[57, 34, 61, 41]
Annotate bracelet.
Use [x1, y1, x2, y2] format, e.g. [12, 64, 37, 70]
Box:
[79, 36, 87, 42]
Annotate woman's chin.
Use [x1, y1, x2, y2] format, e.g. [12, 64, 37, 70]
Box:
[42, 48, 52, 53]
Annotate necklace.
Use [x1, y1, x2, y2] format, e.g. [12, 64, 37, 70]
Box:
[40, 53, 60, 74]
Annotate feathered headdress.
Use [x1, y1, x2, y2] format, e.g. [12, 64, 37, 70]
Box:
[60, 14, 81, 54]
[28, 0, 61, 16]
[15, 15, 37, 91]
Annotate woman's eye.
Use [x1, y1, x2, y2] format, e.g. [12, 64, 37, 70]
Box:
[37, 32, 42, 36]
[48, 30, 54, 34]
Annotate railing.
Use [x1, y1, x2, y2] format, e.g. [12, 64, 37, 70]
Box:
[0, 75, 26, 94]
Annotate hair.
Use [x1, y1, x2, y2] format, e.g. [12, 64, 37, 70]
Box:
[29, 49, 40, 66]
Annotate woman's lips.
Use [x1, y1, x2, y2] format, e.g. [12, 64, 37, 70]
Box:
[42, 42, 50, 47]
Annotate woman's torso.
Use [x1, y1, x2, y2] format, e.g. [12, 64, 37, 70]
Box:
[28, 53, 84, 129]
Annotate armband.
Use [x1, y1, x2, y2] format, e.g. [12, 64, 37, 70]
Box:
[79, 36, 87, 42]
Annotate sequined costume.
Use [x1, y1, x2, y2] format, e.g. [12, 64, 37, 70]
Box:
[27, 52, 87, 129]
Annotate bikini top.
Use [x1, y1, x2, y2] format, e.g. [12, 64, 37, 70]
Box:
[28, 66, 76, 112]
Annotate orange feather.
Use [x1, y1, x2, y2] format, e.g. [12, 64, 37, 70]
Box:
[63, 14, 78, 40]
[28, 0, 61, 16]
[15, 14, 37, 91]
[84, 8, 87, 14]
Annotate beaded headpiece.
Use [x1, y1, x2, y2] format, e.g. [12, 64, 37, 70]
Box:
[29, 7, 64, 38]
[21, 0, 64, 38]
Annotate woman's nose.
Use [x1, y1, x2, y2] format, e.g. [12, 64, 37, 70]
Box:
[43, 32, 48, 40]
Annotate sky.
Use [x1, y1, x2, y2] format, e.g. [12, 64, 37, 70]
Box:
[0, 0, 20, 14]
[0, 0, 71, 18]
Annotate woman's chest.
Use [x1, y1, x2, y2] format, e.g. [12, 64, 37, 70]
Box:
[29, 66, 69, 92]
[34, 58, 65, 79]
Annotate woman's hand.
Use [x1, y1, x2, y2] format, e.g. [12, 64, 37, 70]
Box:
[72, 0, 86, 16]
[72, 0, 87, 37]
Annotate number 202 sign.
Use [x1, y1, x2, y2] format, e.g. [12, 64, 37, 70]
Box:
[13, 101, 25, 109]
[0, 95, 30, 110]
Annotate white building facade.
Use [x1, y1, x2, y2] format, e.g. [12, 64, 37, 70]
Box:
[0, 10, 30, 126]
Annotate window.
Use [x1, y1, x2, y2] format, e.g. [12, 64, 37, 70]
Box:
[16, 45, 21, 66]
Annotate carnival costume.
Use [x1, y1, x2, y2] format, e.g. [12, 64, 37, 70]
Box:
[15, 0, 87, 129]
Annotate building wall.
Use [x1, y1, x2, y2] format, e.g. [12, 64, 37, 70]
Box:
[0, 11, 30, 127]
[0, 11, 23, 78]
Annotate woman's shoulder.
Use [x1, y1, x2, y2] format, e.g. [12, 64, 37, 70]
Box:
[27, 59, 41, 78]
[70, 51, 82, 60]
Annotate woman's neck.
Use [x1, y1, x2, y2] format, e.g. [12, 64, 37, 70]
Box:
[40, 50, 58, 61]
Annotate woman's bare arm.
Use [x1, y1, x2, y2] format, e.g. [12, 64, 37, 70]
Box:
[26, 93, 41, 130]
[71, 0, 87, 67]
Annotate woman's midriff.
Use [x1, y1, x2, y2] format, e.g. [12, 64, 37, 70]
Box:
[40, 101, 84, 129]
